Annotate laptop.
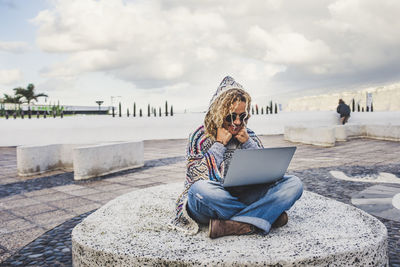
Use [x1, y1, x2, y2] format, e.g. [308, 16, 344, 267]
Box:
[222, 146, 296, 187]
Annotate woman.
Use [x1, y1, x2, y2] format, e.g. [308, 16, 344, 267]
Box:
[170, 76, 303, 238]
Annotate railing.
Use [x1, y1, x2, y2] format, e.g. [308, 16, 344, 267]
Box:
[1, 103, 110, 112]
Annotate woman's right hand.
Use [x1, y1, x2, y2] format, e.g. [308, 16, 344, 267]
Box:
[216, 127, 232, 146]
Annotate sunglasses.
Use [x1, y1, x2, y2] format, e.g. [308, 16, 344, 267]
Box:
[225, 112, 248, 123]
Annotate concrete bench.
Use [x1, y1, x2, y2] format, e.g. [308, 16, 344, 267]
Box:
[333, 125, 347, 141]
[345, 124, 366, 139]
[364, 124, 400, 142]
[17, 141, 144, 180]
[73, 142, 144, 180]
[284, 126, 336, 147]
[17, 144, 79, 176]
[284, 124, 400, 147]
[72, 183, 388, 266]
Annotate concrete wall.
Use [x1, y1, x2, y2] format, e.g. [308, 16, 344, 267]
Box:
[2, 112, 400, 147]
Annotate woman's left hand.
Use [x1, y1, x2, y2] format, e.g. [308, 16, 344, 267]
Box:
[235, 127, 249, 143]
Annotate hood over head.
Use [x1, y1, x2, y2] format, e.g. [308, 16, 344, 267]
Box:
[209, 76, 245, 108]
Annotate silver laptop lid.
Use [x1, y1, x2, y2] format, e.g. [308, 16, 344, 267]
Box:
[223, 146, 296, 187]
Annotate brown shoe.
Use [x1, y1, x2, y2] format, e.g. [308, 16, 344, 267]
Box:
[209, 219, 254, 239]
[272, 211, 288, 228]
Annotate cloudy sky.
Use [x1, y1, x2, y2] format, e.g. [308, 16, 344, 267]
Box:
[1, 0, 400, 112]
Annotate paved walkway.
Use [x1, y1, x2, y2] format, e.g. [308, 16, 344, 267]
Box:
[0, 136, 399, 266]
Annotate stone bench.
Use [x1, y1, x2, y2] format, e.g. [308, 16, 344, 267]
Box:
[364, 124, 400, 142]
[17, 141, 144, 180]
[333, 125, 347, 141]
[17, 144, 79, 176]
[73, 142, 144, 180]
[72, 183, 388, 266]
[284, 124, 400, 146]
[284, 126, 336, 147]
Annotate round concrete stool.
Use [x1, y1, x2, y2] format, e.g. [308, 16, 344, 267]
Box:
[72, 183, 388, 266]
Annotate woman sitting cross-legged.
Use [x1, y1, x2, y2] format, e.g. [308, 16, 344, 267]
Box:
[170, 76, 303, 238]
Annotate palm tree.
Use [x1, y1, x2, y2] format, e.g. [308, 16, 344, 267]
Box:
[3, 94, 22, 104]
[13, 83, 48, 105]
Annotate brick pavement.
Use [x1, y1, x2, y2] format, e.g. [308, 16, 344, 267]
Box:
[0, 135, 399, 265]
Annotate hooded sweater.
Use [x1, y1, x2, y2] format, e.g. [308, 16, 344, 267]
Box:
[168, 77, 263, 235]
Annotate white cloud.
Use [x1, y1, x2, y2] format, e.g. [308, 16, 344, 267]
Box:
[0, 69, 23, 85]
[247, 25, 332, 66]
[320, 0, 400, 70]
[29, 0, 400, 107]
[0, 41, 29, 53]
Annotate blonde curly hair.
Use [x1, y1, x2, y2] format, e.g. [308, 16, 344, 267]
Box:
[204, 88, 251, 140]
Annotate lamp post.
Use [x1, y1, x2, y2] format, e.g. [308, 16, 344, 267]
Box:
[95, 100, 104, 111]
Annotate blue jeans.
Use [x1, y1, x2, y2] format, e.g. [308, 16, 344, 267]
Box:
[187, 175, 303, 234]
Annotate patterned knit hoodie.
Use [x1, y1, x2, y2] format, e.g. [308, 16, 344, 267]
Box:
[168, 76, 263, 235]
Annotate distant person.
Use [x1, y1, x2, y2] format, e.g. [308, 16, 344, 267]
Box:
[169, 76, 303, 238]
[337, 99, 350, 125]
